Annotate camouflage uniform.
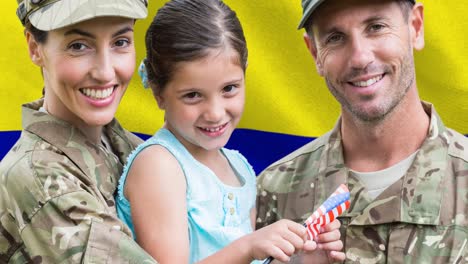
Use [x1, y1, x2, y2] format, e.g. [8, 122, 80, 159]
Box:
[256, 102, 468, 263]
[0, 99, 156, 263]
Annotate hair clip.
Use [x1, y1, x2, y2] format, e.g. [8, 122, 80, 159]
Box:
[138, 59, 149, 89]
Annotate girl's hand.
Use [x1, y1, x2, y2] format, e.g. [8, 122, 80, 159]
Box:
[241, 219, 316, 262]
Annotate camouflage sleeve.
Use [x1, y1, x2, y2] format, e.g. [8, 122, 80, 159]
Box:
[1, 145, 157, 263]
[16, 190, 156, 263]
[255, 172, 280, 230]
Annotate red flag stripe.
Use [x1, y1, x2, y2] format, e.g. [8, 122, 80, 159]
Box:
[306, 200, 350, 240]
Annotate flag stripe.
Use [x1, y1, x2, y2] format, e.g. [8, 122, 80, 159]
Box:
[307, 200, 350, 240]
[304, 185, 350, 240]
[0, 129, 313, 173]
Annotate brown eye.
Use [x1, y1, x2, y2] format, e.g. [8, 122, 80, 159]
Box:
[181, 91, 203, 104]
[115, 39, 130, 47]
[369, 24, 385, 32]
[184, 92, 200, 99]
[223, 85, 236, 93]
[326, 33, 344, 44]
[69, 42, 87, 51]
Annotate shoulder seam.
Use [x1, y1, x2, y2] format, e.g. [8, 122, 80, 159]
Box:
[447, 128, 468, 162]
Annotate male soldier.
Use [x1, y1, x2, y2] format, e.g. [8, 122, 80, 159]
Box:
[0, 0, 157, 263]
[256, 0, 468, 262]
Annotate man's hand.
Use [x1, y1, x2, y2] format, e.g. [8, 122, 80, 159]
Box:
[290, 219, 345, 263]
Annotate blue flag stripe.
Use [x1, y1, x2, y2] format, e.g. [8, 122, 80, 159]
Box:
[0, 129, 314, 173]
[322, 192, 350, 213]
[2, 131, 466, 173]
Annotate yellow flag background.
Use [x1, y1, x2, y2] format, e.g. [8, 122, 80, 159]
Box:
[1, 1, 467, 171]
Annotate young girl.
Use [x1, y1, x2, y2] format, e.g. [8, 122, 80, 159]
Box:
[116, 0, 344, 263]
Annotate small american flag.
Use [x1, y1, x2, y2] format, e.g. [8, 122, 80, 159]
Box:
[304, 184, 350, 240]
[262, 184, 350, 264]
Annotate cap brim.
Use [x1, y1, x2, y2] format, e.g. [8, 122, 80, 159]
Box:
[298, 0, 417, 29]
[29, 0, 148, 31]
[298, 0, 326, 29]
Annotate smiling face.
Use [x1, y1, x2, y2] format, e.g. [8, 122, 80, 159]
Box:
[156, 48, 245, 155]
[305, 0, 424, 122]
[28, 17, 136, 130]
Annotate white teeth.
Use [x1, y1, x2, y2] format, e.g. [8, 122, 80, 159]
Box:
[352, 75, 383, 87]
[202, 125, 223, 132]
[81, 87, 114, 99]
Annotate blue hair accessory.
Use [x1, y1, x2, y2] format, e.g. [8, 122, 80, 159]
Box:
[138, 59, 149, 89]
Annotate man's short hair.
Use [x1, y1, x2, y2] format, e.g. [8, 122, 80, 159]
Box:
[304, 0, 415, 38]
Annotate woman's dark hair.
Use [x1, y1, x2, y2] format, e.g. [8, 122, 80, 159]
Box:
[144, 0, 248, 96]
[24, 22, 48, 95]
[25, 22, 48, 44]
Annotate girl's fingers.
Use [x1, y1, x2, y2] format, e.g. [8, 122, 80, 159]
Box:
[284, 220, 308, 237]
[281, 229, 307, 251]
[302, 240, 318, 252]
[267, 245, 291, 263]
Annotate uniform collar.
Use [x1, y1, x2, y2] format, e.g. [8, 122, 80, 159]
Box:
[22, 99, 133, 161]
[21, 99, 135, 195]
[316, 101, 449, 225]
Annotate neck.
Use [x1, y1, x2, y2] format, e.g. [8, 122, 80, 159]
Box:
[188, 145, 222, 166]
[341, 89, 429, 172]
[43, 95, 103, 145]
[163, 125, 241, 186]
[163, 124, 221, 164]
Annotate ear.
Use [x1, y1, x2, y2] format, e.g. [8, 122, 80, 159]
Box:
[26, 31, 44, 67]
[409, 3, 425, 51]
[155, 94, 166, 110]
[303, 32, 324, 76]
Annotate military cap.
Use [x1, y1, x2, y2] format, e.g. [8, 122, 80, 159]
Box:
[298, 0, 416, 29]
[16, 0, 148, 31]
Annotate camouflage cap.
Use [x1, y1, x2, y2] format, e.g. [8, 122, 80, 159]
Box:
[16, 0, 148, 31]
[298, 0, 416, 29]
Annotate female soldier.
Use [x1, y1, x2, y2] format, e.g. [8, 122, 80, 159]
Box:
[0, 0, 157, 262]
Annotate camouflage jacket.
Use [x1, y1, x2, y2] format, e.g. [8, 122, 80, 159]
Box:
[256, 102, 468, 264]
[0, 99, 156, 263]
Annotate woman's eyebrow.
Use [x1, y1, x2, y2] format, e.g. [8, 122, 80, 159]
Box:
[63, 26, 133, 38]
